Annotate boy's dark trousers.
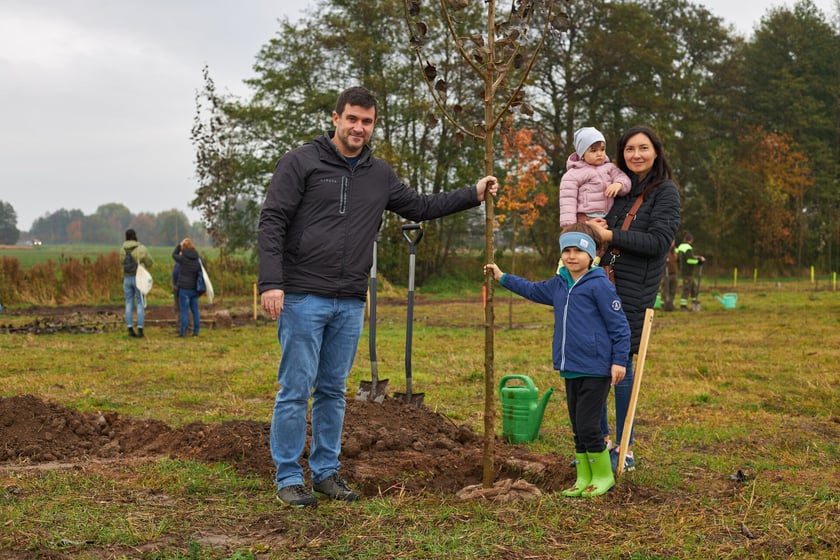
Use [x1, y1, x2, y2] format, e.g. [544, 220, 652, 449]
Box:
[565, 376, 612, 453]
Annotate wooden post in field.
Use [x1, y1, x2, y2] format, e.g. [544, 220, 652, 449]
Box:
[253, 283, 258, 320]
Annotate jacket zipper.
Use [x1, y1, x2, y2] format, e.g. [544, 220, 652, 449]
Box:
[339, 176, 348, 215]
[560, 285, 572, 371]
[337, 173, 351, 296]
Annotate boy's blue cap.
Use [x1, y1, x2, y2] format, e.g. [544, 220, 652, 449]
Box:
[559, 232, 597, 261]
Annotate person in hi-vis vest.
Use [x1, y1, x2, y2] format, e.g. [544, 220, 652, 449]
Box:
[676, 233, 704, 310]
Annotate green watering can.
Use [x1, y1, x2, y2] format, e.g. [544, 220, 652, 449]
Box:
[714, 292, 738, 309]
[499, 374, 553, 443]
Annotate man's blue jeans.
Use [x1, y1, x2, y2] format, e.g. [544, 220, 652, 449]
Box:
[123, 275, 144, 328]
[270, 293, 365, 490]
[601, 355, 635, 446]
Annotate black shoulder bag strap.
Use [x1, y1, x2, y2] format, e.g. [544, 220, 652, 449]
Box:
[605, 182, 658, 281]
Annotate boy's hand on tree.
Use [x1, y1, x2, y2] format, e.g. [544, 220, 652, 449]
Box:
[484, 263, 502, 281]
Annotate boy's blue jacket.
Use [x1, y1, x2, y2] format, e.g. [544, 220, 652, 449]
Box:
[500, 266, 630, 377]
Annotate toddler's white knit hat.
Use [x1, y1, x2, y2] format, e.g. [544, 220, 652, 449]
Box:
[574, 127, 606, 157]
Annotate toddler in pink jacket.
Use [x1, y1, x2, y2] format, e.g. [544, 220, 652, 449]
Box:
[559, 127, 631, 227]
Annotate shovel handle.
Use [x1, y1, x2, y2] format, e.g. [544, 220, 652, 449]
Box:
[402, 223, 423, 397]
[402, 223, 424, 248]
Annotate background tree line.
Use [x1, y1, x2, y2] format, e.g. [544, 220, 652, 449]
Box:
[188, 0, 837, 281]
[5, 203, 209, 247]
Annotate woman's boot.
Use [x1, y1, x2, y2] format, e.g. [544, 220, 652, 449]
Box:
[561, 453, 591, 497]
[582, 448, 615, 497]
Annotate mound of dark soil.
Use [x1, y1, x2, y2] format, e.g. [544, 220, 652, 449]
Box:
[0, 394, 569, 496]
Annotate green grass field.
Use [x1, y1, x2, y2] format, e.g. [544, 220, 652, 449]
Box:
[0, 244, 222, 269]
[1, 284, 838, 559]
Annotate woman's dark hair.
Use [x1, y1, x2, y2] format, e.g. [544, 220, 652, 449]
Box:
[125, 229, 137, 241]
[616, 125, 674, 184]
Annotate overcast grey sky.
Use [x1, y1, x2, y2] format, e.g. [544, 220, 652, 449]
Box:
[1, 0, 836, 232]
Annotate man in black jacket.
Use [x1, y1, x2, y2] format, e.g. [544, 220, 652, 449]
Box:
[258, 86, 498, 507]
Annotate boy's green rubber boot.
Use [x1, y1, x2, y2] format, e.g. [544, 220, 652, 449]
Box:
[582, 448, 615, 497]
[562, 453, 591, 497]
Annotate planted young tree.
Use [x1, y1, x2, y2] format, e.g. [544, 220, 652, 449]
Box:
[497, 122, 549, 328]
[405, 0, 567, 487]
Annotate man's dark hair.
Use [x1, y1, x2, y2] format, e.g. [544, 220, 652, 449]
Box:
[334, 86, 378, 118]
[125, 229, 137, 241]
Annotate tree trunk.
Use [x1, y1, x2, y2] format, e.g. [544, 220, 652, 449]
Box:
[508, 214, 518, 330]
[481, 2, 498, 489]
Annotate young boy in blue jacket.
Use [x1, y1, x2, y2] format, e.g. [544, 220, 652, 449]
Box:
[485, 223, 630, 497]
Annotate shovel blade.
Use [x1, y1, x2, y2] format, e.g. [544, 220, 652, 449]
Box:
[394, 392, 425, 408]
[357, 379, 389, 403]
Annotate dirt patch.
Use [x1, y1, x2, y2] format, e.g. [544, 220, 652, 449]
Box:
[0, 304, 265, 334]
[0, 394, 570, 497]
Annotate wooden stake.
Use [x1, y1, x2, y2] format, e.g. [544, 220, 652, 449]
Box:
[616, 307, 654, 478]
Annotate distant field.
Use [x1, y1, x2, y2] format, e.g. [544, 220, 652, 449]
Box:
[0, 244, 221, 269]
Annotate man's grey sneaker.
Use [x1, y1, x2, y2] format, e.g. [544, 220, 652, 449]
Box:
[313, 473, 359, 502]
[276, 484, 317, 508]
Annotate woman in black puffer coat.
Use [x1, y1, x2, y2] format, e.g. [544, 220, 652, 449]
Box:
[588, 125, 681, 472]
[172, 237, 202, 337]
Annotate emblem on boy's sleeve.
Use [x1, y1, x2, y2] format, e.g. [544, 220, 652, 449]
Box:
[611, 299, 622, 311]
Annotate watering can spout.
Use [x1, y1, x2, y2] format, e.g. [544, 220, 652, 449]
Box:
[715, 294, 725, 304]
[529, 387, 554, 441]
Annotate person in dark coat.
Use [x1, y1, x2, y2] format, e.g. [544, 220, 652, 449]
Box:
[172, 237, 202, 337]
[258, 86, 499, 507]
[588, 125, 681, 472]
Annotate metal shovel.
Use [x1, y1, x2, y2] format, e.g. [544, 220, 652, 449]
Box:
[394, 223, 425, 407]
[692, 261, 704, 312]
[357, 231, 389, 402]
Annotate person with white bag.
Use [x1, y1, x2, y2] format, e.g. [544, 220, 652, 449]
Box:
[172, 238, 202, 337]
[121, 228, 154, 338]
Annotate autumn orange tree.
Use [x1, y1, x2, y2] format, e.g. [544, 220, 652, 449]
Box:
[741, 127, 812, 270]
[405, 0, 567, 487]
[498, 123, 549, 327]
